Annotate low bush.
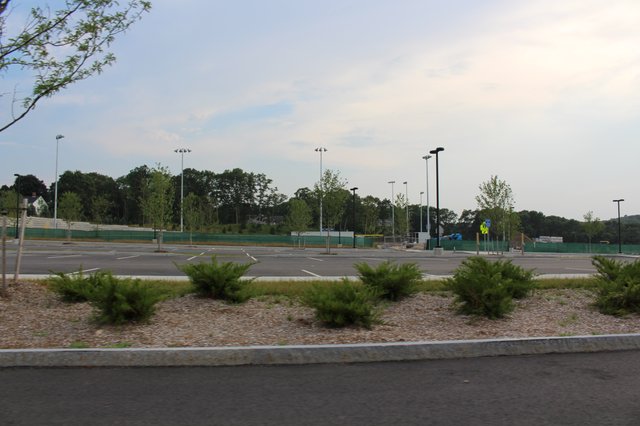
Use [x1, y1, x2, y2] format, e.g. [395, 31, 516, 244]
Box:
[89, 273, 164, 325]
[446, 256, 535, 319]
[355, 261, 423, 301]
[48, 270, 109, 302]
[178, 256, 253, 303]
[303, 280, 380, 328]
[592, 256, 640, 316]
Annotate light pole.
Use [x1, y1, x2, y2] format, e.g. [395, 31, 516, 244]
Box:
[403, 181, 409, 237]
[315, 147, 327, 233]
[422, 154, 432, 249]
[174, 148, 191, 233]
[613, 199, 624, 254]
[388, 181, 395, 239]
[350, 187, 358, 248]
[13, 174, 21, 239]
[429, 147, 444, 249]
[419, 191, 424, 234]
[54, 134, 64, 229]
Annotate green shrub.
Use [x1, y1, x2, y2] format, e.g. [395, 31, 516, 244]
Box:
[178, 256, 253, 303]
[48, 270, 109, 302]
[89, 273, 164, 325]
[355, 261, 423, 301]
[592, 256, 640, 316]
[303, 280, 380, 328]
[446, 257, 535, 319]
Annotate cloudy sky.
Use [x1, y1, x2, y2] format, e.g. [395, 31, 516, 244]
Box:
[2, 0, 639, 221]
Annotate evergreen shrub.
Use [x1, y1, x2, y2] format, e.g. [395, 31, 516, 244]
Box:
[178, 256, 253, 303]
[355, 261, 422, 301]
[303, 280, 380, 328]
[48, 270, 108, 303]
[446, 256, 535, 319]
[89, 273, 164, 325]
[592, 256, 640, 316]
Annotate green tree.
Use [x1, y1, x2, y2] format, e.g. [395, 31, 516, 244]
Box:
[476, 175, 515, 250]
[583, 211, 605, 252]
[141, 165, 174, 251]
[314, 169, 349, 251]
[0, 0, 151, 132]
[183, 193, 204, 244]
[58, 191, 82, 241]
[91, 195, 109, 228]
[286, 198, 312, 244]
[361, 196, 381, 234]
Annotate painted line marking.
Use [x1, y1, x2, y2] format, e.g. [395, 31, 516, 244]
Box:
[301, 269, 321, 277]
[566, 267, 594, 272]
[117, 255, 140, 260]
[245, 252, 258, 262]
[187, 251, 207, 261]
[70, 268, 100, 274]
[307, 257, 324, 262]
[48, 255, 83, 259]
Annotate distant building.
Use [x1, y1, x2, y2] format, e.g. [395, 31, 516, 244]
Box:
[536, 236, 563, 243]
[26, 193, 48, 216]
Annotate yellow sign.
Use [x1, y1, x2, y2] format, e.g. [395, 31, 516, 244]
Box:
[480, 223, 489, 235]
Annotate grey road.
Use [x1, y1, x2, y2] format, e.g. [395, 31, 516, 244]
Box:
[2, 350, 640, 425]
[3, 240, 614, 278]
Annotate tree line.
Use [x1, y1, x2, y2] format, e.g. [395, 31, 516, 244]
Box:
[1, 168, 638, 244]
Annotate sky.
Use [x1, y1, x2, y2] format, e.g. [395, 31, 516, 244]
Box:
[1, 0, 639, 221]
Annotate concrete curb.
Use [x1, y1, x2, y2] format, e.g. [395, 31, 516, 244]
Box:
[2, 334, 640, 368]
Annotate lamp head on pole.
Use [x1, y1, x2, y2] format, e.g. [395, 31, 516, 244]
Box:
[613, 199, 625, 203]
[174, 148, 191, 154]
[55, 134, 64, 141]
[388, 180, 395, 184]
[350, 187, 358, 192]
[429, 147, 444, 155]
[422, 154, 432, 160]
[315, 147, 327, 153]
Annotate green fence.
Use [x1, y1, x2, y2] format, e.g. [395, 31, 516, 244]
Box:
[435, 239, 640, 255]
[23, 228, 376, 248]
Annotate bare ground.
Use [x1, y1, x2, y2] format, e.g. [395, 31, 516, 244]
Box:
[1, 281, 640, 349]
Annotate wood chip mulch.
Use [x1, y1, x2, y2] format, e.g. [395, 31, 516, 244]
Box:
[1, 281, 640, 349]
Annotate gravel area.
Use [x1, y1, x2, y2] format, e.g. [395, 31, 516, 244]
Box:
[2, 281, 640, 349]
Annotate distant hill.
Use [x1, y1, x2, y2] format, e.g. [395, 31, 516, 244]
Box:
[612, 214, 640, 224]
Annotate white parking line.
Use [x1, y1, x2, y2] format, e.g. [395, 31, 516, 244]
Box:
[117, 255, 140, 260]
[70, 268, 100, 274]
[301, 269, 321, 277]
[246, 253, 258, 262]
[307, 257, 324, 262]
[48, 255, 83, 259]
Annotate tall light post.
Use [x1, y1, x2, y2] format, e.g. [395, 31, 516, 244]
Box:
[174, 148, 191, 233]
[419, 191, 424, 234]
[613, 199, 624, 254]
[403, 181, 409, 237]
[315, 147, 327, 233]
[388, 181, 396, 239]
[350, 187, 358, 248]
[429, 147, 444, 249]
[53, 134, 64, 229]
[13, 174, 21, 239]
[422, 154, 432, 249]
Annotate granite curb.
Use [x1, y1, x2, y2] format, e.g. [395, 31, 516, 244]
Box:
[2, 334, 640, 368]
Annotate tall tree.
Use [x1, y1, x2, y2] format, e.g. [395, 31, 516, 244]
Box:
[360, 196, 381, 234]
[286, 198, 312, 243]
[583, 211, 605, 252]
[475, 175, 515, 247]
[183, 193, 204, 245]
[141, 165, 174, 251]
[58, 191, 82, 241]
[0, 0, 151, 132]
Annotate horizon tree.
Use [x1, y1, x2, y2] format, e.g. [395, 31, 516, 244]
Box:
[0, 0, 151, 132]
